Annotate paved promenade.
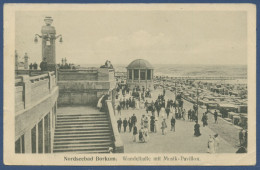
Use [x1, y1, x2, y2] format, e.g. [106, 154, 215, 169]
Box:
[115, 89, 238, 153]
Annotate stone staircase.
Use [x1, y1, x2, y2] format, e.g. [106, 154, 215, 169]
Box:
[53, 110, 113, 153]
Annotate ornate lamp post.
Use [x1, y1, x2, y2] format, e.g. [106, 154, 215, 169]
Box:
[34, 16, 63, 71]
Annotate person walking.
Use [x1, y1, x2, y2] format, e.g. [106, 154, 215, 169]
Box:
[214, 134, 220, 153]
[171, 116, 176, 132]
[161, 107, 166, 119]
[123, 118, 128, 133]
[133, 125, 138, 142]
[139, 128, 145, 143]
[117, 118, 122, 133]
[132, 98, 136, 109]
[143, 127, 149, 142]
[136, 98, 140, 110]
[126, 99, 129, 110]
[202, 113, 206, 127]
[188, 109, 191, 121]
[183, 109, 187, 120]
[117, 104, 121, 115]
[214, 110, 218, 123]
[154, 116, 158, 133]
[207, 135, 215, 153]
[141, 115, 145, 128]
[128, 117, 132, 132]
[244, 130, 248, 147]
[161, 119, 167, 135]
[239, 129, 244, 146]
[131, 114, 137, 126]
[166, 107, 170, 119]
[145, 116, 150, 132]
[150, 115, 155, 132]
[194, 121, 201, 137]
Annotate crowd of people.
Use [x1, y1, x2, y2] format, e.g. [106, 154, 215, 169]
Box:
[116, 85, 184, 144]
[113, 82, 247, 153]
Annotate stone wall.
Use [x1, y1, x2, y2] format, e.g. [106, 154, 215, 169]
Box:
[58, 69, 98, 81]
[57, 68, 116, 106]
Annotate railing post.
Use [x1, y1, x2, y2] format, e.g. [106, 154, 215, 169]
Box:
[22, 75, 31, 109]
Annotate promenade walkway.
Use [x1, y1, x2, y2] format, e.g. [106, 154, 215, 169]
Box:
[115, 89, 237, 153]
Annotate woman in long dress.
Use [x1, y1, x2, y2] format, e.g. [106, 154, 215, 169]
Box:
[214, 134, 220, 153]
[208, 135, 215, 153]
[136, 99, 140, 109]
[161, 119, 167, 135]
[160, 107, 166, 119]
[183, 109, 188, 120]
[194, 121, 201, 137]
[154, 116, 158, 133]
[143, 128, 149, 142]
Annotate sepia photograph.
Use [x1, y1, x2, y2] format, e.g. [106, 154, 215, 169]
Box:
[3, 3, 256, 166]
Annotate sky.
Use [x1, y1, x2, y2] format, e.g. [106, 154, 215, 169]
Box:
[15, 10, 247, 66]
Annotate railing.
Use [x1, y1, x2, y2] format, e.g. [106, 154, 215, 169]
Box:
[106, 100, 124, 153]
[29, 73, 49, 82]
[15, 71, 57, 113]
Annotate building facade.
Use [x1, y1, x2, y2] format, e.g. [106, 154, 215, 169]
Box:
[126, 59, 154, 90]
[15, 71, 58, 153]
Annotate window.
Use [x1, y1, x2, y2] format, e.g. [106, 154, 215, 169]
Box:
[134, 70, 139, 80]
[128, 69, 132, 80]
[140, 70, 146, 80]
[147, 70, 151, 80]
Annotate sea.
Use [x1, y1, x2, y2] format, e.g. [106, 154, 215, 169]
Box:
[80, 64, 247, 78]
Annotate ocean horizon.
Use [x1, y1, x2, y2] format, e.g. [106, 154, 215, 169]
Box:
[79, 64, 247, 78]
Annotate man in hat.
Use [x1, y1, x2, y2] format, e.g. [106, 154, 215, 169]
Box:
[171, 116, 176, 132]
[117, 118, 122, 133]
[123, 118, 128, 133]
[131, 114, 137, 126]
[214, 110, 218, 124]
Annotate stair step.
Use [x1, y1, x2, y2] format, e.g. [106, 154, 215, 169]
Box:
[55, 129, 111, 134]
[54, 139, 113, 145]
[57, 114, 107, 117]
[54, 143, 112, 149]
[57, 118, 108, 122]
[55, 127, 110, 131]
[54, 136, 112, 141]
[54, 110, 114, 154]
[53, 149, 109, 153]
[55, 124, 110, 129]
[57, 116, 108, 119]
[53, 146, 110, 152]
[54, 133, 111, 138]
[56, 122, 109, 126]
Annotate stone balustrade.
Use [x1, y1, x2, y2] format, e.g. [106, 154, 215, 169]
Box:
[15, 71, 57, 113]
[106, 100, 124, 153]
